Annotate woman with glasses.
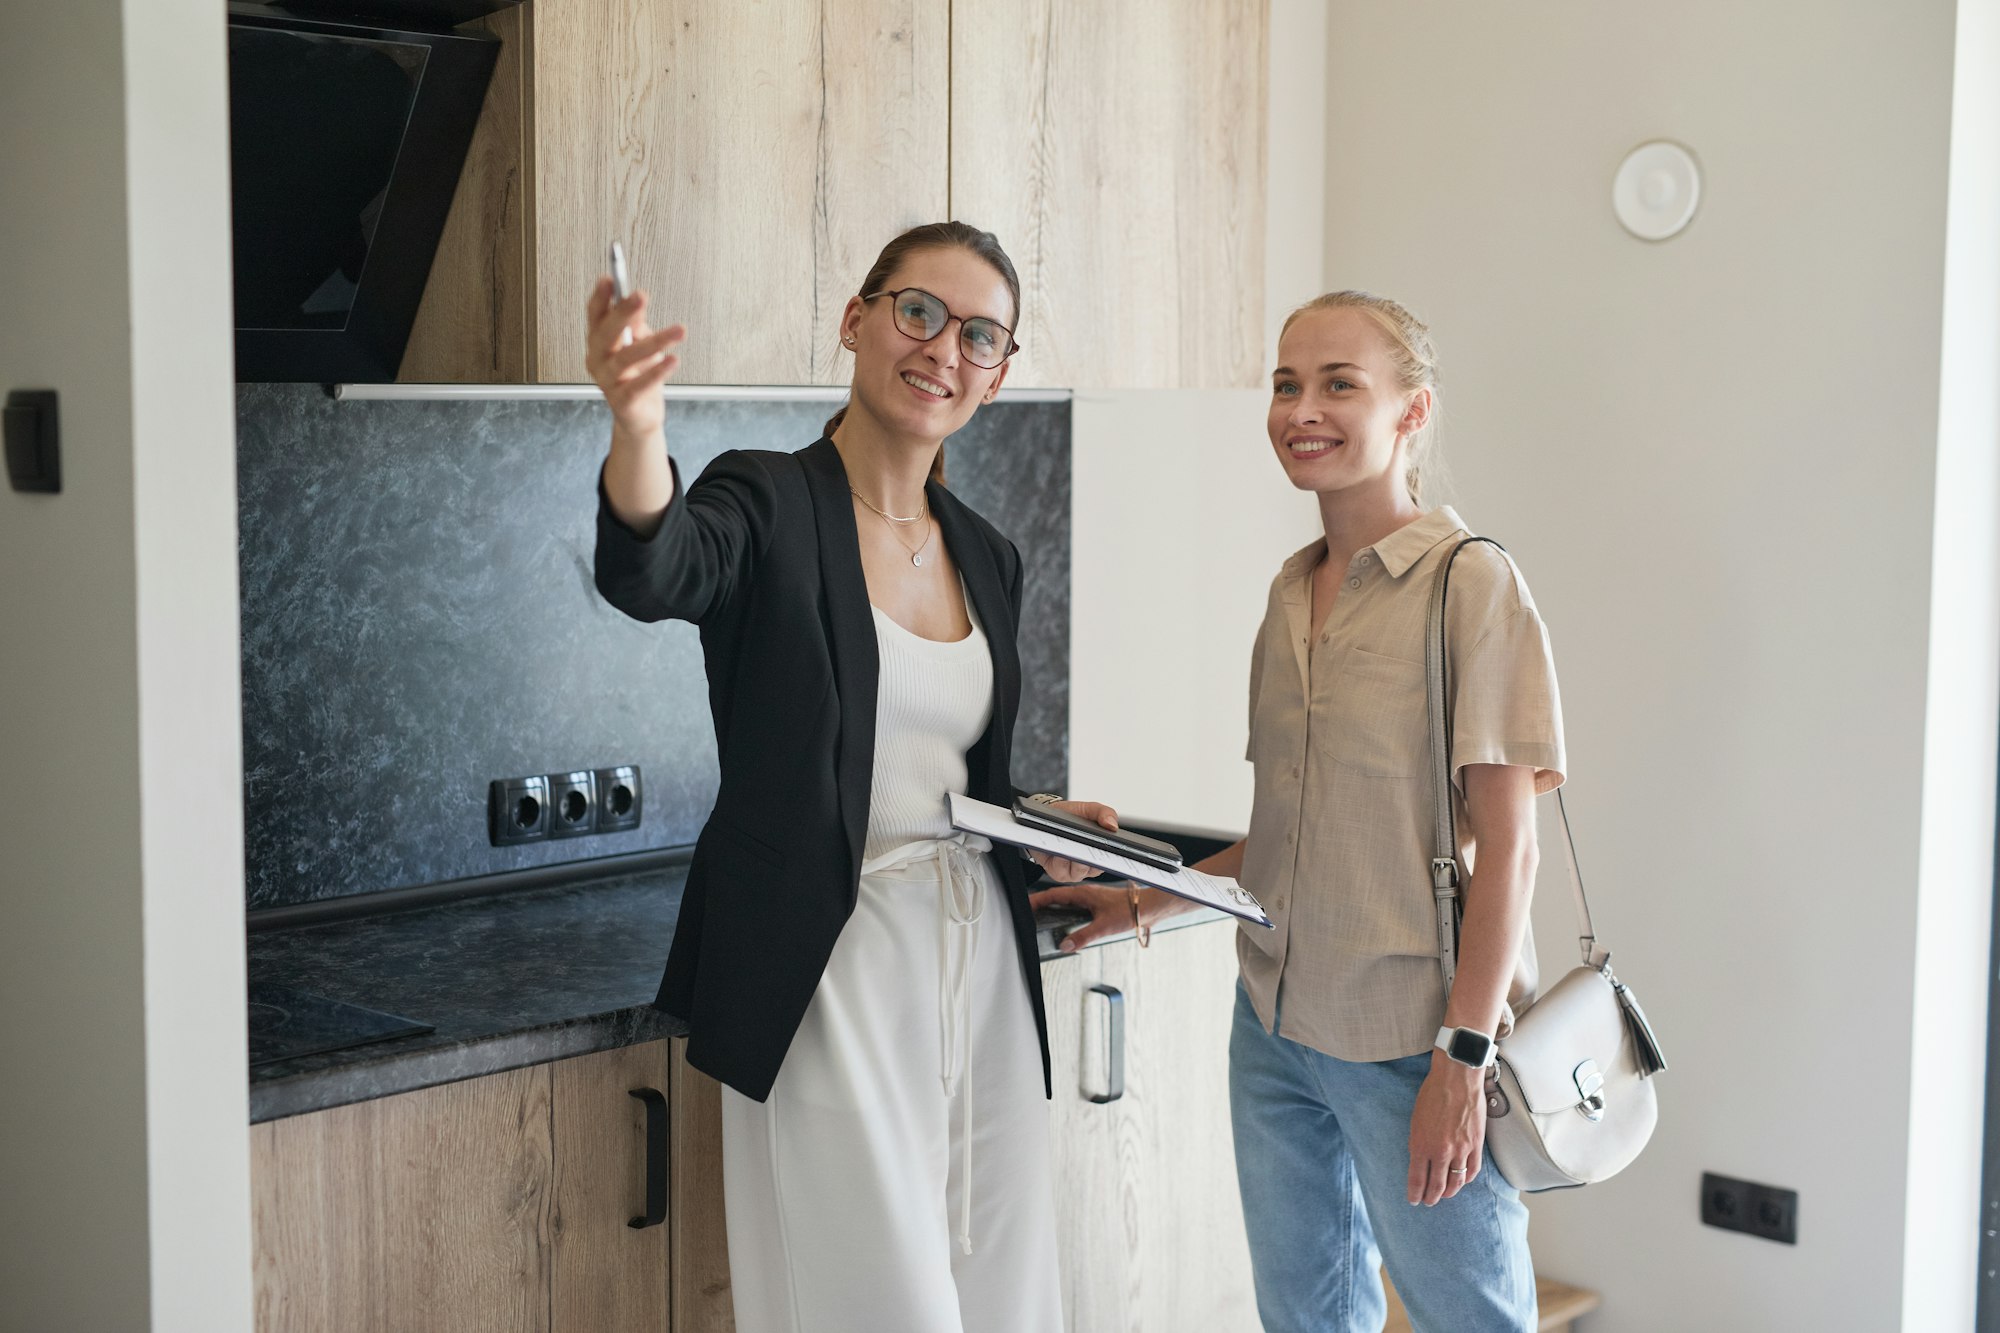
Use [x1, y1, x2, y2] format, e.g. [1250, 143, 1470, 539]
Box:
[586, 221, 1111, 1333]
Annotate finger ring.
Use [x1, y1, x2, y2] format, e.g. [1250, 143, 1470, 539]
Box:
[1448, 1167, 1467, 1175]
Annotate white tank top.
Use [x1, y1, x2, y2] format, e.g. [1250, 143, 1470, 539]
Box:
[862, 588, 995, 863]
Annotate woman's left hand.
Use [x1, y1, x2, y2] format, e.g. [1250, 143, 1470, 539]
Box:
[1407, 1056, 1488, 1205]
[1025, 800, 1120, 884]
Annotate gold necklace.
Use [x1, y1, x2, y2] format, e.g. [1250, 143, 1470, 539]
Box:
[849, 487, 926, 524]
[851, 488, 935, 567]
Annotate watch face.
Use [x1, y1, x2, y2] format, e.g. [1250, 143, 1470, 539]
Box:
[1449, 1029, 1492, 1065]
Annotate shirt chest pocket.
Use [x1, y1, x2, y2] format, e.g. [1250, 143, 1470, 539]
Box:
[1322, 645, 1428, 778]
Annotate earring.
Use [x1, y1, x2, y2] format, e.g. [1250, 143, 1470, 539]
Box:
[842, 335, 856, 348]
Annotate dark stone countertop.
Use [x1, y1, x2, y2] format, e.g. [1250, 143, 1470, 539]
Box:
[249, 864, 1230, 1123]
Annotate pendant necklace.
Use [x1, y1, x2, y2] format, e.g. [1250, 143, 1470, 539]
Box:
[851, 487, 934, 567]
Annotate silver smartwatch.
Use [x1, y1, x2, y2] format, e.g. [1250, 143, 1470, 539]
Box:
[1434, 1025, 1498, 1069]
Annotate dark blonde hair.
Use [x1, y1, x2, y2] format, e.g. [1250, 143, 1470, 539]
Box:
[825, 221, 1023, 484]
[1281, 291, 1442, 507]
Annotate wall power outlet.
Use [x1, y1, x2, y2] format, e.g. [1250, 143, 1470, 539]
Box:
[1700, 1171, 1798, 1245]
[487, 765, 643, 847]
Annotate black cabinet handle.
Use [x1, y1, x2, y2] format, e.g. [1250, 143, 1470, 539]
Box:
[628, 1087, 668, 1229]
[1085, 983, 1125, 1104]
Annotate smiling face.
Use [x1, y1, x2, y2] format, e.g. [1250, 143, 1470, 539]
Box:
[839, 246, 1015, 443]
[1268, 306, 1430, 502]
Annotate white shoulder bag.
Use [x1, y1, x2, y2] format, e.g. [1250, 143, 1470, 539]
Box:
[1426, 537, 1667, 1192]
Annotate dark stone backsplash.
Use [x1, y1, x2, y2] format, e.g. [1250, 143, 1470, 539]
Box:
[237, 386, 1070, 909]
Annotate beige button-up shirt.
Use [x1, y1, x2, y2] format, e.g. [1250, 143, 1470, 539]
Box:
[1237, 507, 1566, 1063]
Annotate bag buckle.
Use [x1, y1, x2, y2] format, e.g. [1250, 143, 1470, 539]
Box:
[1573, 1059, 1606, 1122]
[1430, 857, 1460, 893]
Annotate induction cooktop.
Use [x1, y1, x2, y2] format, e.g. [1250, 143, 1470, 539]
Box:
[248, 982, 433, 1067]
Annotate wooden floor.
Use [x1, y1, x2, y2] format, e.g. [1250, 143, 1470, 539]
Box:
[1384, 1273, 1601, 1333]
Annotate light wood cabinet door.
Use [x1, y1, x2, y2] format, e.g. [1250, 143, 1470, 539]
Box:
[1044, 924, 1259, 1332]
[670, 1038, 736, 1332]
[1041, 945, 1131, 1331]
[551, 1042, 672, 1331]
[251, 1040, 676, 1332]
[399, 3, 533, 383]
[949, 0, 1268, 389]
[530, 0, 950, 385]
[250, 1064, 554, 1333]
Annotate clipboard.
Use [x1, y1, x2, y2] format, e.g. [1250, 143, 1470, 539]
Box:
[948, 793, 1273, 928]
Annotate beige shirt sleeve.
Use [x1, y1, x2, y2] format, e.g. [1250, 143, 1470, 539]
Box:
[1449, 603, 1566, 795]
[1244, 624, 1267, 763]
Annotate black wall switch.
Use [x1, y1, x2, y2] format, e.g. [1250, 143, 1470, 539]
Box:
[5, 389, 61, 494]
[1701, 1171, 1798, 1245]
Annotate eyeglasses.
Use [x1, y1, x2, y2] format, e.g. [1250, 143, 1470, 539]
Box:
[861, 288, 1019, 369]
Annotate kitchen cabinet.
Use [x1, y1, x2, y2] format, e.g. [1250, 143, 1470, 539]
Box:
[402, 0, 1267, 390]
[947, 0, 1268, 390]
[670, 1042, 737, 1331]
[405, 0, 949, 387]
[250, 1040, 672, 1332]
[1045, 921, 1259, 1331]
[530, 0, 949, 386]
[398, 3, 534, 384]
[550, 1042, 673, 1328]
[248, 927, 1250, 1332]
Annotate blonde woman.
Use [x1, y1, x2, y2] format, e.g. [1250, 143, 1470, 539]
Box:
[1035, 292, 1563, 1331]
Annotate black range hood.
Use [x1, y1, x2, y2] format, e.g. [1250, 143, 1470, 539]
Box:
[228, 2, 502, 382]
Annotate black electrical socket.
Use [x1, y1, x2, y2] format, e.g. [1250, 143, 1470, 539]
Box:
[594, 765, 642, 833]
[548, 770, 596, 839]
[1701, 1171, 1798, 1245]
[5, 389, 61, 494]
[489, 775, 549, 846]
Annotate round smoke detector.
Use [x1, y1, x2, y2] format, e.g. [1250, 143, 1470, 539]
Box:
[1612, 140, 1701, 241]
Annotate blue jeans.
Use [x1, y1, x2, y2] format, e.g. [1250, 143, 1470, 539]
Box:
[1228, 980, 1536, 1333]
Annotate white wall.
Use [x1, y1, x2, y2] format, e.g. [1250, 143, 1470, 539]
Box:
[1069, 389, 1319, 829]
[0, 0, 252, 1328]
[1312, 3, 1975, 1330]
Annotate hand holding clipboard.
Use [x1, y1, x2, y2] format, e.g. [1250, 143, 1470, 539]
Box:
[948, 794, 1271, 928]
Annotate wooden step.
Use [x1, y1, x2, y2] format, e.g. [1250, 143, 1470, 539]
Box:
[1383, 1271, 1601, 1333]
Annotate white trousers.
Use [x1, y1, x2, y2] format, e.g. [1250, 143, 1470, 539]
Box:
[720, 839, 1063, 1333]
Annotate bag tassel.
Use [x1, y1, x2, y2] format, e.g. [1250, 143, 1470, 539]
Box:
[1614, 980, 1668, 1077]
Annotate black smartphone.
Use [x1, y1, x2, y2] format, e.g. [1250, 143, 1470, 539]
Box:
[1012, 799, 1183, 872]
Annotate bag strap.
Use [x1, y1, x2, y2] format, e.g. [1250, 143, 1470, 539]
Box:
[1425, 536, 1608, 1004]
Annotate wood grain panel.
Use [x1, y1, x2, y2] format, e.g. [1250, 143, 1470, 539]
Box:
[551, 1041, 672, 1331]
[948, 0, 1267, 389]
[399, 3, 533, 382]
[807, 2, 952, 385]
[669, 1039, 736, 1332]
[250, 1065, 554, 1333]
[530, 0, 948, 385]
[1045, 928, 1258, 1332]
[1041, 949, 1140, 1331]
[1101, 923, 1258, 1331]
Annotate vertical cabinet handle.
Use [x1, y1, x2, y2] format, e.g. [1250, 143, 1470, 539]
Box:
[1085, 983, 1125, 1104]
[628, 1087, 668, 1229]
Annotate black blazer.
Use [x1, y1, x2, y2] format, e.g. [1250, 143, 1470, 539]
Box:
[594, 437, 1048, 1103]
